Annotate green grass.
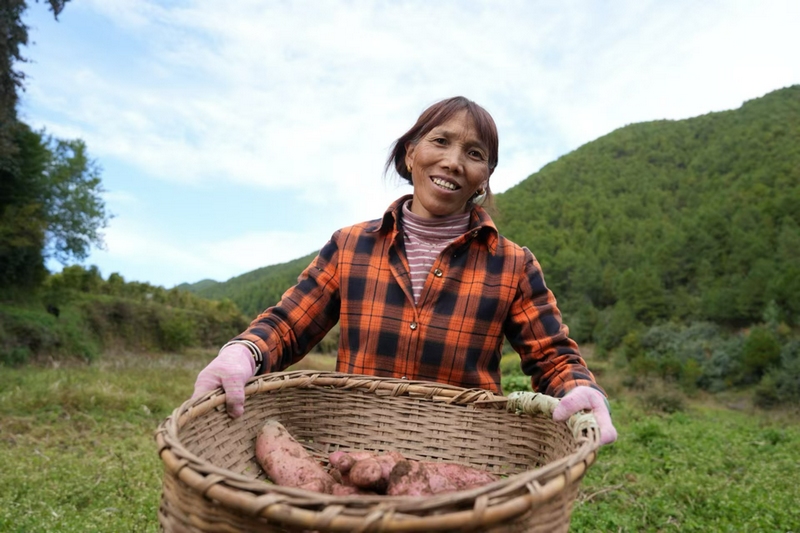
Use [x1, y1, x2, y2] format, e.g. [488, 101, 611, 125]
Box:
[0, 350, 212, 533]
[1, 352, 798, 532]
[570, 400, 800, 532]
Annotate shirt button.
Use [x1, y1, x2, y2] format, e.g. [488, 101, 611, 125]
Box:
[401, 376, 407, 380]
[409, 322, 418, 330]
[433, 268, 443, 277]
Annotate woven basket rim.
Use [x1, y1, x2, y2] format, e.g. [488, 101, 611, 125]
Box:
[156, 370, 600, 531]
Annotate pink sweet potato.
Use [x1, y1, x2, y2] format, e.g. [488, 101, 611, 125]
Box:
[386, 460, 499, 496]
[328, 450, 498, 496]
[255, 420, 336, 493]
[348, 452, 405, 491]
[328, 450, 377, 474]
[329, 450, 406, 491]
[331, 483, 371, 496]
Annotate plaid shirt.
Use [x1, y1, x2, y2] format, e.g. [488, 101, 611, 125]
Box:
[235, 195, 602, 397]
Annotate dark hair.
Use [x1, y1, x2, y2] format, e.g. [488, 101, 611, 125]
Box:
[385, 96, 499, 185]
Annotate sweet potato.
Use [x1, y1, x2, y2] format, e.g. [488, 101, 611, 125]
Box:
[256, 427, 498, 497]
[255, 420, 336, 493]
[387, 460, 499, 496]
[330, 450, 406, 491]
[351, 453, 406, 491]
[331, 483, 370, 496]
[328, 450, 498, 496]
[328, 450, 377, 474]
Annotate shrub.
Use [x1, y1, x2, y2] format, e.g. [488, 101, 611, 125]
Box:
[740, 326, 781, 383]
[56, 309, 100, 362]
[313, 325, 340, 354]
[776, 341, 800, 402]
[563, 303, 597, 345]
[501, 374, 531, 395]
[1, 346, 31, 366]
[639, 386, 686, 414]
[756, 341, 800, 407]
[621, 331, 643, 362]
[700, 336, 745, 392]
[159, 312, 195, 352]
[629, 354, 658, 379]
[0, 304, 99, 364]
[631, 420, 668, 446]
[754, 374, 781, 408]
[679, 358, 703, 392]
[500, 353, 524, 377]
[593, 302, 641, 352]
[658, 354, 683, 381]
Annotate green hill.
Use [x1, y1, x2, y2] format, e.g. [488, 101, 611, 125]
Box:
[176, 278, 219, 293]
[183, 252, 318, 317]
[494, 85, 800, 347]
[4, 86, 797, 404]
[193, 86, 800, 347]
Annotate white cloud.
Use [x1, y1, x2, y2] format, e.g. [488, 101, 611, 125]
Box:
[102, 189, 139, 207]
[92, 219, 330, 286]
[21, 0, 800, 286]
[200, 231, 326, 278]
[29, 1, 800, 194]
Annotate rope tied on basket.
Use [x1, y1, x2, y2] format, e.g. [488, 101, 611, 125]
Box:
[506, 391, 599, 443]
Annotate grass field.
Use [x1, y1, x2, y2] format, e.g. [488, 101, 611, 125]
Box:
[1, 351, 798, 532]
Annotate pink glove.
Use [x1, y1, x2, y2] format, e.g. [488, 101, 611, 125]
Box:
[553, 386, 618, 445]
[191, 343, 255, 418]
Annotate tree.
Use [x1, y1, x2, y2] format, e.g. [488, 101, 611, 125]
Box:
[0, 0, 106, 292]
[0, 124, 107, 289]
[1, 1, 70, 156]
[42, 136, 108, 262]
[0, 124, 50, 288]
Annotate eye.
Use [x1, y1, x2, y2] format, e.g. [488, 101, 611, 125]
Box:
[433, 137, 447, 145]
[468, 149, 487, 160]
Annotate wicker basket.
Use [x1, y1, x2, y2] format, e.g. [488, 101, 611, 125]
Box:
[155, 371, 600, 532]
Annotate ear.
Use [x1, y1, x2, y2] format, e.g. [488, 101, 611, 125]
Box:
[404, 141, 416, 169]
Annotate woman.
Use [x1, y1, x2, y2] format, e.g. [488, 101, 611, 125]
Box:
[193, 97, 617, 445]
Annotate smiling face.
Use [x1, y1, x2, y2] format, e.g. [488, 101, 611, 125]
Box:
[404, 111, 491, 218]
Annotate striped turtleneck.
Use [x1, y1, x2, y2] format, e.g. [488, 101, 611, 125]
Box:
[401, 200, 471, 304]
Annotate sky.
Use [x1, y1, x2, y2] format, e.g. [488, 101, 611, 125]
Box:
[19, 0, 800, 288]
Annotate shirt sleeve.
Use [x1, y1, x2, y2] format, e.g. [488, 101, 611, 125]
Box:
[233, 231, 342, 373]
[503, 247, 605, 398]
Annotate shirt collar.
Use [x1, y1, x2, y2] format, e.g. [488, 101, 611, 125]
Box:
[368, 195, 499, 255]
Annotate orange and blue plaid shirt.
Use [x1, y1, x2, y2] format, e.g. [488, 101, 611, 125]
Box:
[235, 195, 602, 397]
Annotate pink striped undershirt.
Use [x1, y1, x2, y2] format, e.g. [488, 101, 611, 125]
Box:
[401, 200, 471, 304]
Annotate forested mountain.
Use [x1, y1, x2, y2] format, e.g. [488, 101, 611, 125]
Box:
[176, 278, 219, 294]
[494, 85, 799, 348]
[182, 86, 800, 350]
[181, 253, 317, 316]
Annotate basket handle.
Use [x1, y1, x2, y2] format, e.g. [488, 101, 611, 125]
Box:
[506, 391, 600, 443]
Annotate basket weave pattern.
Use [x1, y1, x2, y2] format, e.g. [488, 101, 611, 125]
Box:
[156, 371, 600, 532]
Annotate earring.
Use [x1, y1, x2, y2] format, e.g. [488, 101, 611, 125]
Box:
[472, 188, 487, 206]
[406, 164, 412, 174]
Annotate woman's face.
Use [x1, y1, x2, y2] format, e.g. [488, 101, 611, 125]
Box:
[405, 110, 490, 218]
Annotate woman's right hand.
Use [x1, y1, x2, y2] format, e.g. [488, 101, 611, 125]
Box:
[191, 343, 256, 418]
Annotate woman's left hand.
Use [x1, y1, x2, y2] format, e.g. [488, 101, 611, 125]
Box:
[552, 386, 618, 445]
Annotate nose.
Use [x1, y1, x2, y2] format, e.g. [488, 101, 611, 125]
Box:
[441, 146, 464, 174]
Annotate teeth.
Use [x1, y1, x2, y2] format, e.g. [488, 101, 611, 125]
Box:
[432, 177, 457, 190]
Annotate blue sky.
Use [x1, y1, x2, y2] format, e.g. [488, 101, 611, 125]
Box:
[19, 0, 800, 288]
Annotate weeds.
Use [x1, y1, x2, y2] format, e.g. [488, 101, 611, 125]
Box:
[1, 350, 799, 532]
